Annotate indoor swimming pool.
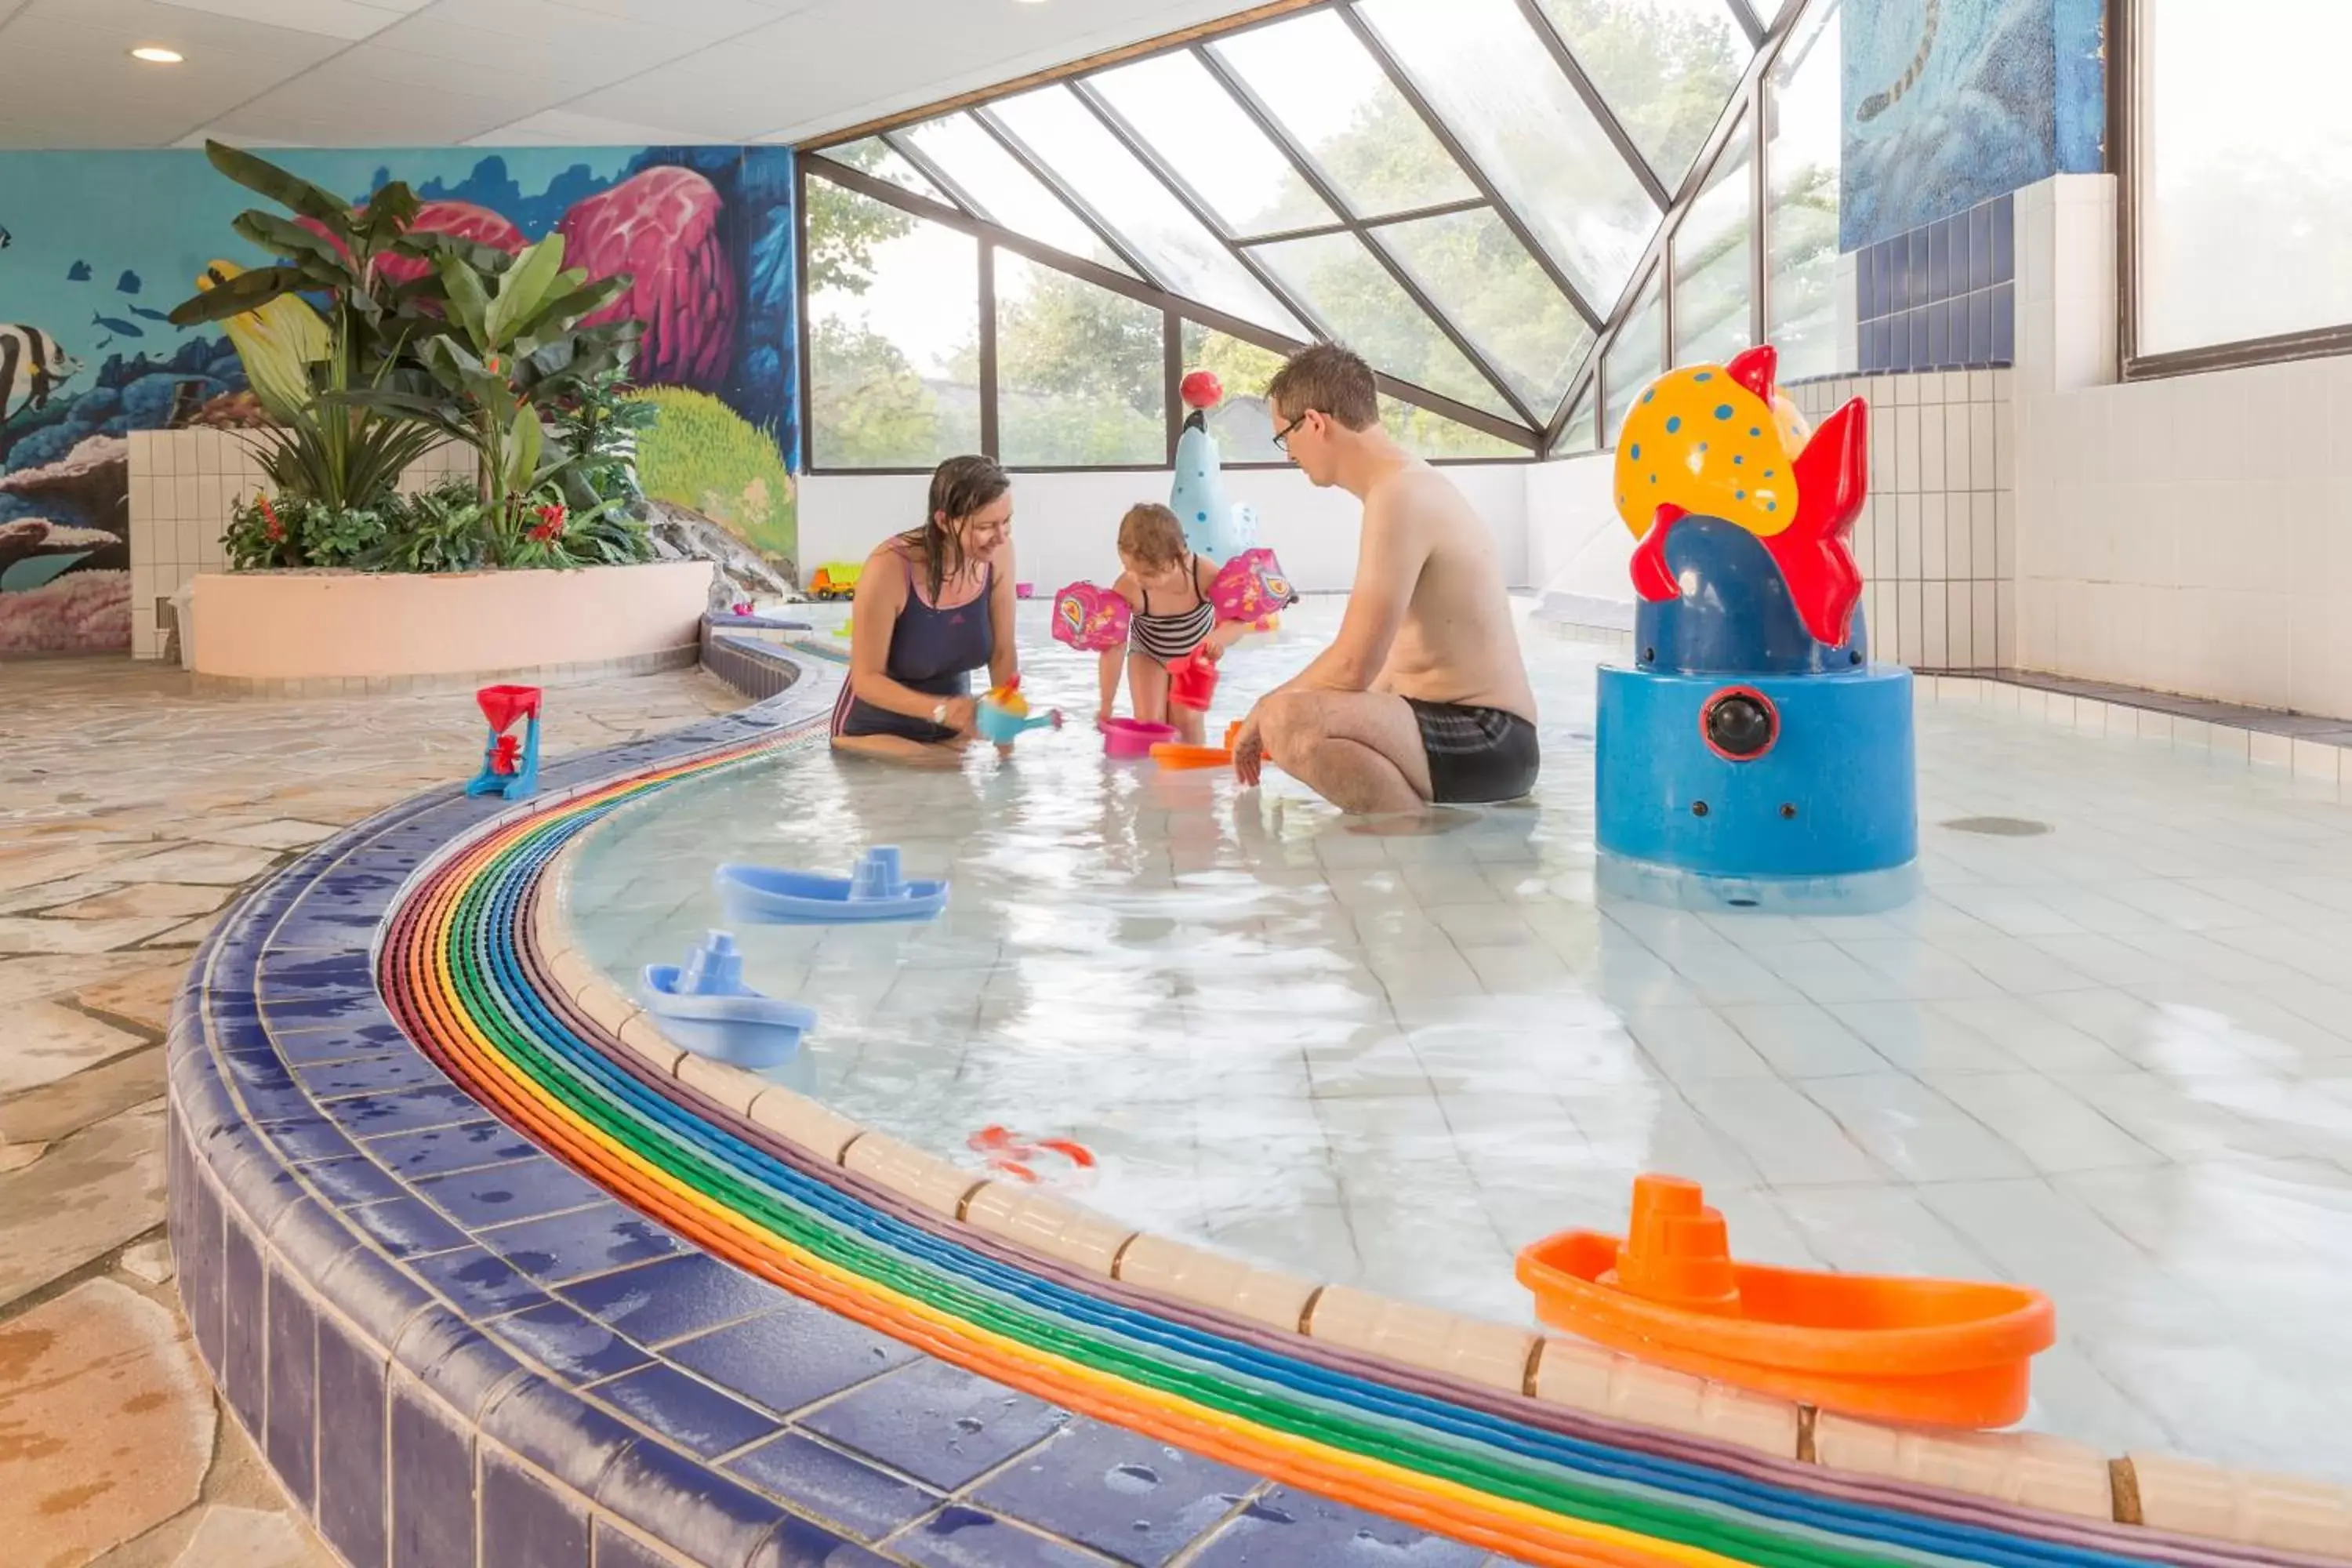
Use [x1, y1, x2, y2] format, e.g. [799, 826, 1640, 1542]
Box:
[568, 600, 2352, 1483]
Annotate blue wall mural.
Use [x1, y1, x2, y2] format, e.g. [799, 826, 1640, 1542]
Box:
[0, 143, 797, 653]
[1839, 0, 2106, 253]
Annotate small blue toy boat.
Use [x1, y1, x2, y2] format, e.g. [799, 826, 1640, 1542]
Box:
[639, 931, 815, 1070]
[714, 846, 949, 925]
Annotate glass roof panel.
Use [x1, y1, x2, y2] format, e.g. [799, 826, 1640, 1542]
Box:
[1537, 0, 1754, 192]
[1558, 381, 1597, 455]
[831, 137, 953, 205]
[1250, 230, 1518, 419]
[1601, 268, 1664, 443]
[1358, 0, 1663, 311]
[1672, 112, 1755, 366]
[988, 85, 1307, 338]
[1375, 208, 1592, 415]
[1087, 51, 1339, 238]
[898, 114, 1132, 274]
[1209, 11, 1479, 219]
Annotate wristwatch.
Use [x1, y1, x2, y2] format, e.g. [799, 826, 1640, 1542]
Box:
[931, 702, 949, 726]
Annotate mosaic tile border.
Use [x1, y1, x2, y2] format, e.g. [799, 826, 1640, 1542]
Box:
[162, 640, 2352, 1567]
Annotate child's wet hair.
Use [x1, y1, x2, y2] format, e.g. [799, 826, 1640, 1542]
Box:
[1118, 503, 1189, 570]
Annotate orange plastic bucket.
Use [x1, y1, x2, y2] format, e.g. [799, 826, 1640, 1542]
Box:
[1149, 742, 1232, 770]
[1516, 1176, 2053, 1428]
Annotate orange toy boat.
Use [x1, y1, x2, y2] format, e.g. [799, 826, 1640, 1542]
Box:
[1515, 1175, 2054, 1428]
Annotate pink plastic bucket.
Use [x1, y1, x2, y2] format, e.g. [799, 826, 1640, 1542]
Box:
[1101, 717, 1176, 759]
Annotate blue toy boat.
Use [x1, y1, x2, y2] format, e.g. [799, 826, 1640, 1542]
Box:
[639, 931, 815, 1070]
[714, 846, 949, 925]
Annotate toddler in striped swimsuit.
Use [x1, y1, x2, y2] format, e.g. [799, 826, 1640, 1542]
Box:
[1098, 502, 1244, 746]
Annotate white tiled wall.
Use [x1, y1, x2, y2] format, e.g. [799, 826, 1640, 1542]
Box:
[127, 428, 474, 660]
[2009, 172, 2352, 717]
[1792, 368, 2016, 670]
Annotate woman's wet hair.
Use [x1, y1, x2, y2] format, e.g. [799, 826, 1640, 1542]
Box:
[899, 455, 1011, 600]
[1117, 502, 1187, 572]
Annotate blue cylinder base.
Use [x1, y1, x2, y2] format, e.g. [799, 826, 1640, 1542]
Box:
[1596, 663, 1918, 912]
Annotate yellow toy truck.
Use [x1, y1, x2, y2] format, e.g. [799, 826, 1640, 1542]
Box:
[808, 562, 862, 601]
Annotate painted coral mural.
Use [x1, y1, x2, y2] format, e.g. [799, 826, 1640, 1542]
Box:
[0, 143, 798, 654]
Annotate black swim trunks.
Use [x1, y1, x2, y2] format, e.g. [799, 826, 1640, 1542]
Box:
[1406, 699, 1540, 804]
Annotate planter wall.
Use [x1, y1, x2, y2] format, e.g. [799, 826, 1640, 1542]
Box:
[187, 558, 714, 695]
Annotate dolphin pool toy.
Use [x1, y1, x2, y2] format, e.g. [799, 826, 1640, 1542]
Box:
[975, 676, 1063, 744]
[638, 931, 815, 1069]
[1170, 370, 1258, 561]
[715, 846, 949, 924]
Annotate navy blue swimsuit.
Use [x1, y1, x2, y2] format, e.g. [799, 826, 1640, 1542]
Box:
[831, 554, 996, 742]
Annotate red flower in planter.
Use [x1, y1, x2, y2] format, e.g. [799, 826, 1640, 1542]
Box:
[259, 494, 285, 543]
[528, 503, 567, 543]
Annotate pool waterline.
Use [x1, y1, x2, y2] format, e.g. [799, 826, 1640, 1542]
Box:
[571, 598, 2352, 1482]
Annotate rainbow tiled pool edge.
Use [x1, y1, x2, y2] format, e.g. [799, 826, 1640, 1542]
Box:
[164, 635, 2352, 1567]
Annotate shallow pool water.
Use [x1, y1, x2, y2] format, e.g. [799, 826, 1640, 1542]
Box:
[572, 597, 2352, 1480]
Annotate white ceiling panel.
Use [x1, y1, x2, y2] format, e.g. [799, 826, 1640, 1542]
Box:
[0, 0, 1278, 149]
[150, 0, 419, 41]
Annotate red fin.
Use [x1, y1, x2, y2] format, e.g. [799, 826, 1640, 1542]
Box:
[1724, 345, 1777, 405]
[1760, 399, 1869, 646]
[1629, 503, 1686, 602]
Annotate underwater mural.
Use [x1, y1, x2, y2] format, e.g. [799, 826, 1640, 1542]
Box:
[0, 143, 799, 655]
[1838, 0, 2104, 252]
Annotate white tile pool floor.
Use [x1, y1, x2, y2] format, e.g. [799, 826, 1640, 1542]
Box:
[572, 601, 2352, 1483]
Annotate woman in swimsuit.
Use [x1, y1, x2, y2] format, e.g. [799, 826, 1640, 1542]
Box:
[831, 455, 1021, 764]
[1097, 502, 1243, 746]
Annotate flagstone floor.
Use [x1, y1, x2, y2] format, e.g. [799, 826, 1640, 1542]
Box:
[0, 654, 739, 1568]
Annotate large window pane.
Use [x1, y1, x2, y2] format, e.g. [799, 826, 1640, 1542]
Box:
[1210, 11, 1478, 219]
[1087, 52, 1338, 238]
[1379, 208, 1595, 414]
[900, 113, 1133, 274]
[1602, 270, 1664, 444]
[1385, 405, 1525, 459]
[1673, 115, 1755, 368]
[1538, 0, 1752, 193]
[989, 87, 1308, 338]
[1251, 231, 1518, 419]
[1359, 0, 1663, 312]
[1558, 383, 1598, 454]
[807, 178, 981, 469]
[996, 255, 1167, 467]
[2139, 0, 2352, 353]
[1178, 323, 1287, 462]
[831, 137, 952, 205]
[1764, 0, 1842, 382]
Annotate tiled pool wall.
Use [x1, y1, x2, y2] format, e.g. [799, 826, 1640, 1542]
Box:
[163, 629, 2352, 1566]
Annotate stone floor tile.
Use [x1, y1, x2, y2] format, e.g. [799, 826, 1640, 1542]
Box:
[0, 917, 188, 956]
[77, 964, 191, 1039]
[0, 1102, 167, 1310]
[0, 1047, 163, 1145]
[0, 1279, 214, 1567]
[198, 822, 339, 852]
[103, 845, 283, 887]
[163, 1506, 337, 1568]
[0, 1000, 146, 1094]
[49, 884, 231, 923]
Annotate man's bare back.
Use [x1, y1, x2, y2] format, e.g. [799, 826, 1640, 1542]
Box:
[1362, 462, 1538, 724]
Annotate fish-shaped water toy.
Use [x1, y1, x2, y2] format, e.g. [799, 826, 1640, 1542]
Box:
[1617, 345, 1867, 649]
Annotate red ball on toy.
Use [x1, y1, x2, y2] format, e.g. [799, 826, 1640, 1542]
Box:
[1179, 370, 1223, 411]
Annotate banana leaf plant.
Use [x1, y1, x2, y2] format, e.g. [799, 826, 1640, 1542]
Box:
[165, 140, 503, 514]
[338, 231, 641, 564]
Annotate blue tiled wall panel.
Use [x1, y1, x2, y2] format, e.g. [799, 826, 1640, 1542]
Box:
[1857, 192, 2016, 374]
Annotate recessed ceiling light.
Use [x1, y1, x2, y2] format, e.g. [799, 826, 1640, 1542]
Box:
[131, 46, 184, 64]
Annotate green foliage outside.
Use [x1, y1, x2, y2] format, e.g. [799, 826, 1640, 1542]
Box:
[804, 0, 1833, 464]
[629, 386, 799, 563]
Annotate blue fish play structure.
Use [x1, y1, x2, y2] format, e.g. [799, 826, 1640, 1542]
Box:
[715, 846, 948, 925]
[1596, 348, 1918, 913]
[639, 931, 815, 1070]
[1169, 372, 1258, 560]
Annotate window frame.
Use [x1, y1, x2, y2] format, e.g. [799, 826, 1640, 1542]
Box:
[2115, 0, 2352, 381]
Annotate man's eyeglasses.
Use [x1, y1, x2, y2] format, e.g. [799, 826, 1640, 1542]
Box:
[1273, 411, 1312, 455]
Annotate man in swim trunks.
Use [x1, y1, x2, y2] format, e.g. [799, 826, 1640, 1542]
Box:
[1231, 343, 1539, 812]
